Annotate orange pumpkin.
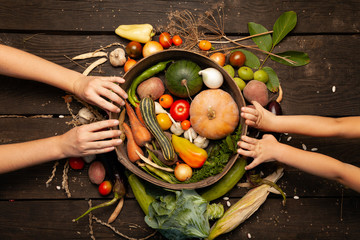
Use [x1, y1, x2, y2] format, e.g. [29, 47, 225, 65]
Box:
[189, 89, 239, 140]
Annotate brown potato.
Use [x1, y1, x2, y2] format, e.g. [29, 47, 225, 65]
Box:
[136, 77, 165, 100]
[88, 161, 106, 185]
[243, 80, 269, 106]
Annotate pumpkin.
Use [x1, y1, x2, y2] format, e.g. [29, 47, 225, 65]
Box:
[165, 60, 203, 98]
[189, 89, 239, 140]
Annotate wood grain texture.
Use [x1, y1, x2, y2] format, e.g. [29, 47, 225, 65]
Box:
[0, 0, 358, 33]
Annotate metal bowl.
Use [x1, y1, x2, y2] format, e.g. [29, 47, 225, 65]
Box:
[110, 49, 247, 190]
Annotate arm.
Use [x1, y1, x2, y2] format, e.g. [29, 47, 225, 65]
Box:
[241, 101, 360, 138]
[238, 135, 360, 192]
[0, 120, 122, 174]
[0, 44, 127, 112]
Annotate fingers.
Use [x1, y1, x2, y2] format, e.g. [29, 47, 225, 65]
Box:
[85, 119, 120, 132]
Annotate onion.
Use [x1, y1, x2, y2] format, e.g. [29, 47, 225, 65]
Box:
[198, 68, 224, 89]
[142, 41, 163, 58]
[174, 163, 193, 181]
[136, 77, 165, 100]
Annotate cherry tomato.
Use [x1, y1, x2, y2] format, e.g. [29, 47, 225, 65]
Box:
[156, 113, 172, 130]
[210, 52, 226, 66]
[142, 41, 163, 58]
[69, 157, 85, 170]
[125, 41, 143, 58]
[170, 99, 190, 122]
[159, 32, 172, 49]
[98, 180, 112, 196]
[172, 35, 183, 46]
[229, 51, 246, 68]
[124, 57, 136, 72]
[198, 40, 212, 51]
[181, 120, 191, 130]
[159, 94, 173, 108]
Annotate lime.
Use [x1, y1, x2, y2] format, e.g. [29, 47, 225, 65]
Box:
[238, 67, 254, 81]
[234, 77, 246, 90]
[223, 64, 235, 78]
[254, 69, 269, 83]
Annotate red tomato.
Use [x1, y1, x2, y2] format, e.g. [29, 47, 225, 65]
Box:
[159, 32, 172, 49]
[98, 180, 112, 196]
[170, 100, 190, 122]
[172, 35, 183, 46]
[181, 120, 191, 130]
[198, 40, 212, 51]
[69, 157, 85, 170]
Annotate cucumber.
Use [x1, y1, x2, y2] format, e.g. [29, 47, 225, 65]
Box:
[139, 97, 176, 162]
[200, 157, 247, 202]
[126, 171, 155, 215]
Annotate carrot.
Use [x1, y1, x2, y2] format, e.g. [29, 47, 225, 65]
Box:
[125, 100, 152, 147]
[135, 102, 146, 126]
[122, 122, 144, 163]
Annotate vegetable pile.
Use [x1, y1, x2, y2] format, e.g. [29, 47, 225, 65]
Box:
[122, 57, 242, 184]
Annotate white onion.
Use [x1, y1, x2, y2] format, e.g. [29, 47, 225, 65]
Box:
[198, 67, 224, 89]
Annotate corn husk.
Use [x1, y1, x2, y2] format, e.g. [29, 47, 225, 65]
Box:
[207, 167, 284, 240]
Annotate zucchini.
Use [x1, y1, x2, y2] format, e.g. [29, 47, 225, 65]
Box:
[200, 157, 247, 202]
[139, 97, 176, 162]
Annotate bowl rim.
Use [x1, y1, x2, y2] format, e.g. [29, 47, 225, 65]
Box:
[111, 49, 248, 190]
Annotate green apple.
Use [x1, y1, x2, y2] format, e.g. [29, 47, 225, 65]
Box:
[238, 66, 254, 81]
[223, 64, 235, 78]
[234, 77, 246, 90]
[254, 69, 269, 83]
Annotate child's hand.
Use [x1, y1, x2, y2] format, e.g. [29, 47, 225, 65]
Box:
[73, 75, 128, 113]
[237, 134, 279, 170]
[241, 101, 276, 131]
[60, 119, 123, 157]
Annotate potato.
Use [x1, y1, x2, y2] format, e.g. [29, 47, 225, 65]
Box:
[136, 77, 165, 100]
[88, 161, 106, 185]
[242, 80, 269, 106]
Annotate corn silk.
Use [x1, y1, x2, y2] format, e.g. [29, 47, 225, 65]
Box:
[207, 167, 284, 240]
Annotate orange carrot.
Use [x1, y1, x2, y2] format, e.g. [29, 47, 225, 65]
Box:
[135, 102, 146, 126]
[125, 100, 152, 147]
[122, 122, 143, 163]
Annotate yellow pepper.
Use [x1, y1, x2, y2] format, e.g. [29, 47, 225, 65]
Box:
[115, 24, 155, 43]
[171, 134, 208, 168]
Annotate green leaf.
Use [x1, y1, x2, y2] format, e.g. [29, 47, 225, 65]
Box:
[262, 67, 279, 92]
[270, 51, 310, 66]
[231, 49, 260, 69]
[272, 11, 297, 47]
[248, 22, 272, 52]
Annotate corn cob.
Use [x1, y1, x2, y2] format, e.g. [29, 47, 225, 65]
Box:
[207, 167, 284, 240]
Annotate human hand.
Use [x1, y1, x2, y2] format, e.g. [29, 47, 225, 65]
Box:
[240, 101, 276, 131]
[237, 134, 279, 170]
[59, 119, 122, 157]
[73, 75, 128, 113]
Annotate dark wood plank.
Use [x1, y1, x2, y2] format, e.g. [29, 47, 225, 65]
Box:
[0, 33, 359, 116]
[0, 0, 358, 33]
[0, 198, 359, 240]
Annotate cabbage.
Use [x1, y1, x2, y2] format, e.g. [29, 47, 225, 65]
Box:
[145, 189, 223, 240]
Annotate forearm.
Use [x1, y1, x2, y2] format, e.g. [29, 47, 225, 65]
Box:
[0, 44, 81, 93]
[0, 136, 65, 174]
[271, 115, 360, 138]
[274, 143, 360, 192]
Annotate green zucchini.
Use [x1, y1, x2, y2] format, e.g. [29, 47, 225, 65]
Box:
[200, 157, 247, 202]
[139, 97, 176, 162]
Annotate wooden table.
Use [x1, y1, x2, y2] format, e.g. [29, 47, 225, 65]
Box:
[0, 1, 359, 239]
